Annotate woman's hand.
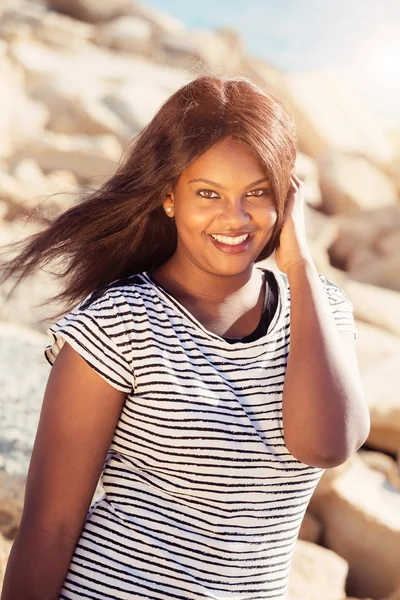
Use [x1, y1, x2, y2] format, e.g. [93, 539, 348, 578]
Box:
[274, 175, 313, 275]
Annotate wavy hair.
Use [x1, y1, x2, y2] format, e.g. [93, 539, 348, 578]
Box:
[0, 73, 297, 319]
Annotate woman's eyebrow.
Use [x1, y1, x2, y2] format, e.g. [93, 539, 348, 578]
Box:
[187, 177, 269, 190]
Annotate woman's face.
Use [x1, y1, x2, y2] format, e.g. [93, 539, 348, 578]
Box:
[163, 137, 278, 277]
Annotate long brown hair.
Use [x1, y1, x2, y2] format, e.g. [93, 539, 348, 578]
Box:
[0, 73, 297, 319]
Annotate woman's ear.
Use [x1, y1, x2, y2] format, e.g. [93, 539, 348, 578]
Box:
[162, 188, 175, 217]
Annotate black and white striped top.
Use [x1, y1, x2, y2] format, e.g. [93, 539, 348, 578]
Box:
[44, 266, 357, 600]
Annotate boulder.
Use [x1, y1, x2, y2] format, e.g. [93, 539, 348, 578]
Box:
[33, 8, 95, 50]
[12, 132, 122, 181]
[348, 250, 400, 292]
[309, 454, 400, 599]
[95, 15, 154, 57]
[32, 78, 130, 139]
[329, 206, 400, 271]
[318, 153, 398, 215]
[298, 511, 322, 544]
[287, 540, 348, 600]
[0, 53, 48, 159]
[294, 152, 322, 207]
[0, 472, 26, 539]
[130, 1, 185, 35]
[282, 71, 394, 166]
[45, 0, 132, 23]
[156, 27, 245, 75]
[102, 81, 176, 131]
[343, 276, 400, 339]
[358, 450, 400, 492]
[355, 321, 400, 455]
[7, 159, 80, 218]
[0, 535, 13, 589]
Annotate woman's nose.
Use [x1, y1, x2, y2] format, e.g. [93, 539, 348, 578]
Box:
[221, 198, 251, 225]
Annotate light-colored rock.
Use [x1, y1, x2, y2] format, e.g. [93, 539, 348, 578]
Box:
[287, 540, 348, 600]
[294, 152, 322, 207]
[96, 16, 154, 57]
[318, 153, 398, 215]
[45, 0, 133, 24]
[8, 159, 80, 218]
[130, 0, 185, 34]
[34, 9, 95, 50]
[12, 132, 122, 181]
[348, 251, 400, 292]
[329, 206, 400, 272]
[0, 54, 48, 159]
[321, 265, 400, 340]
[157, 27, 245, 75]
[0, 535, 13, 589]
[103, 81, 174, 131]
[298, 511, 322, 544]
[0, 171, 31, 213]
[358, 450, 400, 492]
[0, 472, 26, 539]
[282, 70, 395, 166]
[10, 38, 188, 102]
[309, 453, 400, 599]
[355, 322, 400, 454]
[32, 78, 130, 139]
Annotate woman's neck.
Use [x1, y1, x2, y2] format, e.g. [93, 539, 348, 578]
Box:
[150, 256, 261, 305]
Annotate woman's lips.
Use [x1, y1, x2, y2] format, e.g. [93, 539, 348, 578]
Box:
[208, 232, 254, 254]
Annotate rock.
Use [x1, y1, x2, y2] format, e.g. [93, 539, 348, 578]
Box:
[45, 0, 133, 24]
[298, 511, 322, 544]
[309, 453, 400, 599]
[318, 153, 398, 215]
[354, 322, 400, 455]
[34, 8, 95, 50]
[343, 276, 400, 339]
[294, 152, 322, 207]
[329, 206, 400, 272]
[156, 27, 245, 75]
[287, 540, 348, 600]
[282, 71, 395, 166]
[0, 535, 13, 589]
[103, 81, 176, 131]
[348, 251, 400, 292]
[0, 54, 48, 159]
[32, 78, 130, 139]
[0, 472, 26, 539]
[95, 16, 154, 57]
[8, 159, 80, 218]
[0, 171, 31, 215]
[358, 450, 400, 492]
[12, 131, 122, 181]
[130, 0, 185, 35]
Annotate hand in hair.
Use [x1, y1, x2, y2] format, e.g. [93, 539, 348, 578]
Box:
[274, 175, 313, 275]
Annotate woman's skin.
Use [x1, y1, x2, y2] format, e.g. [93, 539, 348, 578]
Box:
[154, 135, 370, 466]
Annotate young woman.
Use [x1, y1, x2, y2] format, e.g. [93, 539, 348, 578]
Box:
[1, 74, 370, 600]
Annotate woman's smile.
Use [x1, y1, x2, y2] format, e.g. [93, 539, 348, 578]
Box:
[208, 231, 255, 253]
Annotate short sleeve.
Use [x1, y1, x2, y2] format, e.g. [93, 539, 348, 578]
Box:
[44, 289, 134, 393]
[319, 274, 357, 340]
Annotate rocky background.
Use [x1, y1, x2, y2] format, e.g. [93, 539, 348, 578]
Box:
[0, 1, 400, 598]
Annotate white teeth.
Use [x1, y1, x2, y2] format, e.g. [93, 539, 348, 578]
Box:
[210, 233, 250, 245]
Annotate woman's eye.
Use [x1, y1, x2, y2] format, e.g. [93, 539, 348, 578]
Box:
[247, 189, 268, 196]
[198, 189, 219, 199]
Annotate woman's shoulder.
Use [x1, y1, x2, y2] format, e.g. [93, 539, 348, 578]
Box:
[79, 272, 150, 311]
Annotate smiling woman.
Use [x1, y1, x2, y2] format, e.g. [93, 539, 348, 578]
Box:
[0, 74, 368, 600]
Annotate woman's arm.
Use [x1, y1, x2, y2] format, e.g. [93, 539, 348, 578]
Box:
[282, 260, 370, 469]
[1, 342, 127, 600]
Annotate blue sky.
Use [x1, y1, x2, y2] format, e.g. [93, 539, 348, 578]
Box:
[145, 0, 400, 121]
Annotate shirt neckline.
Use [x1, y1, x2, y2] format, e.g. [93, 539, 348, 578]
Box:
[140, 266, 286, 348]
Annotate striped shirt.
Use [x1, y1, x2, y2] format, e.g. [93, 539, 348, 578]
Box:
[44, 266, 357, 600]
